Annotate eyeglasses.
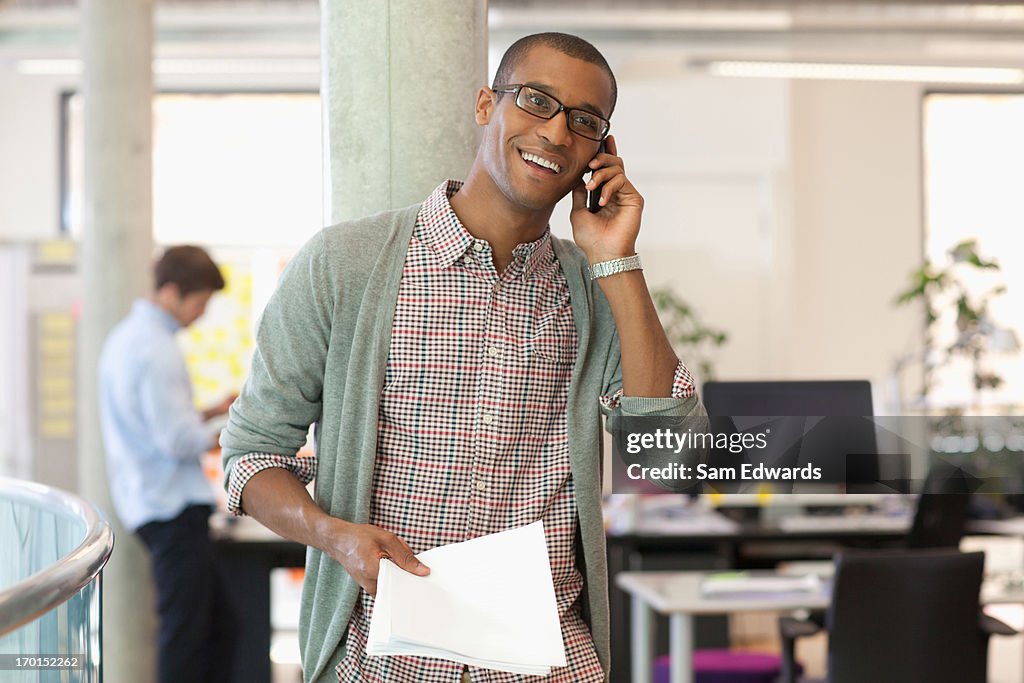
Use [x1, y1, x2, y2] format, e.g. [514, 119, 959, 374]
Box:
[492, 84, 610, 142]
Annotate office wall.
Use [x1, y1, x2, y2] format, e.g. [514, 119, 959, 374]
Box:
[788, 80, 923, 409]
[604, 73, 924, 404]
[0, 71, 73, 242]
[580, 72, 793, 383]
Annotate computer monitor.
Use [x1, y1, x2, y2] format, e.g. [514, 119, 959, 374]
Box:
[703, 380, 873, 417]
[702, 380, 880, 493]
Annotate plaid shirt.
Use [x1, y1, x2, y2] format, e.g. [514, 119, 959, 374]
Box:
[228, 181, 695, 682]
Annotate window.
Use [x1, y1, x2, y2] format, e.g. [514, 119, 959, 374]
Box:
[64, 91, 321, 246]
[922, 92, 1024, 410]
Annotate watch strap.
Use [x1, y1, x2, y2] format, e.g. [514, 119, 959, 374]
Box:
[588, 254, 642, 280]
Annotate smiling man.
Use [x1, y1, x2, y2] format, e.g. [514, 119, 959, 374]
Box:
[221, 33, 704, 683]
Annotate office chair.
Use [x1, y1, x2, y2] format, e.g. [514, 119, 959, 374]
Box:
[778, 549, 1014, 683]
[906, 462, 972, 549]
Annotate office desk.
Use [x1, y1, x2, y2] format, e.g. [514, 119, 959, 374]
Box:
[607, 507, 912, 564]
[606, 511, 910, 681]
[211, 517, 306, 683]
[617, 569, 1024, 683]
[971, 516, 1024, 536]
[617, 571, 828, 683]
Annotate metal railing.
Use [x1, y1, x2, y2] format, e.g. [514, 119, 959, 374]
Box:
[0, 477, 114, 637]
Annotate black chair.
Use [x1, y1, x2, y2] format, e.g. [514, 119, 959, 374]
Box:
[907, 462, 972, 549]
[779, 549, 1015, 683]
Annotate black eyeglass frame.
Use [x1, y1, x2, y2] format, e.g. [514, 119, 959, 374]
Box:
[492, 84, 611, 142]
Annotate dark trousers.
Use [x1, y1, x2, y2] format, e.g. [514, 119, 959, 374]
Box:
[137, 505, 237, 683]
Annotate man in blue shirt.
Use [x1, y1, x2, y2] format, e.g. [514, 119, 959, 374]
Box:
[99, 245, 237, 683]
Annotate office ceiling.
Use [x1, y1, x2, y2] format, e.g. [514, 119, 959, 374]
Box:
[1, 1, 1023, 68]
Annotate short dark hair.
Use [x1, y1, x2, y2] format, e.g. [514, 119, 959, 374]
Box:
[492, 32, 617, 116]
[154, 245, 225, 296]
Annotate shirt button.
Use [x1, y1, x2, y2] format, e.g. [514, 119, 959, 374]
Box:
[493, 282, 501, 293]
[473, 242, 484, 252]
[487, 346, 499, 357]
[463, 255, 473, 265]
[475, 480, 487, 492]
[482, 414, 494, 425]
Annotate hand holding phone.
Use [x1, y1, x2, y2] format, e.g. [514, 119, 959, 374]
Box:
[586, 141, 607, 213]
[572, 135, 644, 264]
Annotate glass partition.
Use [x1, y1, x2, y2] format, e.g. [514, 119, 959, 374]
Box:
[0, 478, 113, 682]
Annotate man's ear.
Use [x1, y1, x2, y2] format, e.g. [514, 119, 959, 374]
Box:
[474, 86, 495, 125]
[155, 281, 180, 303]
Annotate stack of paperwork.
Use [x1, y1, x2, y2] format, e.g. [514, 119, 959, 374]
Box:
[367, 521, 567, 676]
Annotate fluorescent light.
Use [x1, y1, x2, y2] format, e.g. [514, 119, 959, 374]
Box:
[696, 60, 1024, 85]
[156, 58, 319, 75]
[17, 59, 81, 76]
[490, 8, 791, 31]
[16, 58, 319, 76]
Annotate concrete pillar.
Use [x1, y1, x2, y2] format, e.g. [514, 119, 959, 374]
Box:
[320, 0, 488, 222]
[79, 1, 156, 681]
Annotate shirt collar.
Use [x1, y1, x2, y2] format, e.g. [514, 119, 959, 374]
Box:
[132, 298, 182, 334]
[416, 180, 555, 280]
[513, 230, 555, 280]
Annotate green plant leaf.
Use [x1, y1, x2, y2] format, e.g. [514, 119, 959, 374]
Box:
[652, 286, 729, 378]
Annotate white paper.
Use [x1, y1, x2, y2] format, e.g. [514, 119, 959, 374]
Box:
[701, 573, 822, 595]
[367, 521, 567, 676]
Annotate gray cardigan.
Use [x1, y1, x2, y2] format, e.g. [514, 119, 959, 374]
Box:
[221, 203, 703, 682]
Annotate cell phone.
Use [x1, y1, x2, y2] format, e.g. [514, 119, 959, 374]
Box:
[586, 141, 607, 214]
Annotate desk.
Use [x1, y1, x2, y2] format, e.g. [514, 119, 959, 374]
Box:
[971, 516, 1024, 536]
[211, 517, 306, 683]
[606, 511, 910, 681]
[617, 569, 1024, 683]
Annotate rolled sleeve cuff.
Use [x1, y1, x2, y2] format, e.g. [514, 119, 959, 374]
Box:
[599, 359, 697, 413]
[226, 452, 317, 516]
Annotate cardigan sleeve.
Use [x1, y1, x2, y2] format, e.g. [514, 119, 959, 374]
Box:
[219, 229, 334, 489]
[600, 359, 697, 409]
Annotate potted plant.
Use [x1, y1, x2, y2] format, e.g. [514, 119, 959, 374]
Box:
[651, 287, 728, 384]
[893, 239, 1019, 414]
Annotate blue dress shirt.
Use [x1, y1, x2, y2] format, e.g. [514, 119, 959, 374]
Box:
[99, 299, 215, 531]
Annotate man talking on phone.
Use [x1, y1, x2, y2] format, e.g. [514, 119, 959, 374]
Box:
[221, 32, 704, 683]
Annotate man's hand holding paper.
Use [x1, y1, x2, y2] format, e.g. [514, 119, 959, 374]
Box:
[330, 520, 431, 596]
[367, 521, 568, 676]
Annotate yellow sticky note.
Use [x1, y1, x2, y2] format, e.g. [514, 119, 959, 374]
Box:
[40, 418, 74, 439]
[41, 396, 74, 414]
[40, 312, 74, 333]
[37, 241, 76, 265]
